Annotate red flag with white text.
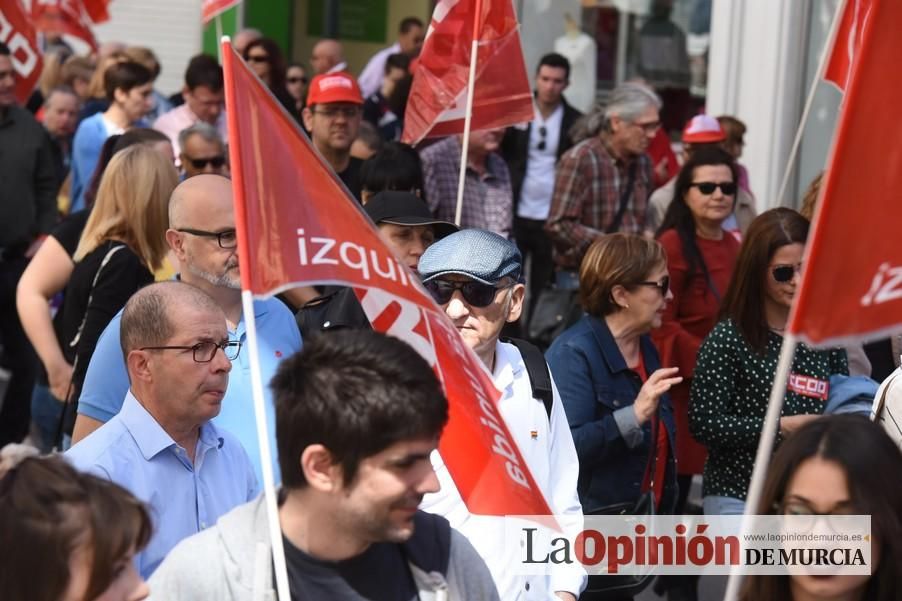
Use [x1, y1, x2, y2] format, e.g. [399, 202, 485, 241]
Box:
[823, 0, 874, 91]
[202, 0, 240, 25]
[401, 0, 533, 145]
[788, 0, 902, 346]
[31, 0, 99, 50]
[221, 41, 555, 520]
[0, 0, 42, 103]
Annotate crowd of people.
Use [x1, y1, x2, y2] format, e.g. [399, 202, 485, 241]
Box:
[0, 15, 901, 601]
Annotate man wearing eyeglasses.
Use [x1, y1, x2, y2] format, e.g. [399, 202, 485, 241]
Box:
[67, 281, 259, 578]
[72, 175, 303, 485]
[302, 71, 365, 201]
[545, 82, 661, 274]
[417, 229, 586, 601]
[177, 122, 228, 179]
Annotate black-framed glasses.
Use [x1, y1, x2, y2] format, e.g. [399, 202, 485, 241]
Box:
[424, 279, 510, 307]
[313, 106, 361, 119]
[185, 155, 226, 170]
[247, 54, 269, 64]
[690, 181, 738, 195]
[287, 76, 308, 85]
[536, 125, 547, 151]
[139, 340, 241, 363]
[637, 276, 670, 296]
[177, 228, 238, 249]
[772, 264, 801, 283]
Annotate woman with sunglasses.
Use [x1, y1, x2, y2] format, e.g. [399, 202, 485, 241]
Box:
[740, 414, 902, 601]
[546, 234, 681, 531]
[243, 38, 298, 121]
[285, 62, 308, 116]
[689, 208, 848, 516]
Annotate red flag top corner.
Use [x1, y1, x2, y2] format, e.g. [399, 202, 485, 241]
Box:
[788, 0, 902, 347]
[31, 0, 103, 50]
[0, 0, 42, 103]
[401, 0, 534, 145]
[202, 0, 240, 25]
[824, 0, 874, 91]
[220, 41, 555, 521]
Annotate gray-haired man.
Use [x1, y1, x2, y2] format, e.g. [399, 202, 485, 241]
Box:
[178, 122, 227, 179]
[545, 82, 661, 273]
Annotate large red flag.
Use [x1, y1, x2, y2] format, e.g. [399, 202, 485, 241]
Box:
[823, 0, 874, 91]
[31, 0, 98, 50]
[0, 0, 42, 104]
[221, 41, 555, 519]
[401, 0, 533, 145]
[788, 0, 902, 346]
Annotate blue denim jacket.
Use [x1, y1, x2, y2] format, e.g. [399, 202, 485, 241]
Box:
[546, 314, 678, 513]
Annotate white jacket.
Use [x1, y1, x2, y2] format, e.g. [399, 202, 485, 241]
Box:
[420, 340, 587, 600]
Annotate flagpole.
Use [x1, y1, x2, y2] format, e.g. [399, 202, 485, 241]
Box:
[453, 0, 485, 226]
[215, 15, 224, 63]
[773, 0, 847, 208]
[723, 333, 799, 601]
[220, 36, 291, 601]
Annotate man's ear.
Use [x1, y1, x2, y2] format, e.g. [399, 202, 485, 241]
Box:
[126, 349, 153, 385]
[165, 229, 187, 262]
[300, 444, 343, 492]
[506, 283, 526, 323]
[301, 107, 314, 132]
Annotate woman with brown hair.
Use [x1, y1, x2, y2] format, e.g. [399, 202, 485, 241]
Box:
[0, 454, 151, 601]
[740, 415, 902, 601]
[243, 37, 297, 120]
[689, 208, 848, 516]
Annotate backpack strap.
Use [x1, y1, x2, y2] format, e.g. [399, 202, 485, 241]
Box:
[501, 337, 554, 420]
[400, 511, 452, 576]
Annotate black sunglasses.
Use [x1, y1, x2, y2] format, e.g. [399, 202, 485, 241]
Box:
[424, 279, 509, 307]
[637, 276, 670, 296]
[186, 155, 226, 169]
[247, 55, 269, 63]
[536, 125, 547, 151]
[690, 181, 738, 195]
[287, 76, 308, 84]
[772, 264, 801, 283]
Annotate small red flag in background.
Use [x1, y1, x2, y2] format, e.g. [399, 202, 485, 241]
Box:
[202, 0, 240, 25]
[0, 0, 42, 104]
[402, 0, 534, 145]
[788, 0, 902, 346]
[31, 0, 100, 50]
[823, 0, 874, 91]
[221, 41, 555, 519]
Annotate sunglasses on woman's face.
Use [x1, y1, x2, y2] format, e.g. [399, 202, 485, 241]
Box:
[690, 181, 737, 195]
[424, 279, 508, 307]
[637, 275, 670, 296]
[247, 54, 269, 63]
[771, 264, 802, 283]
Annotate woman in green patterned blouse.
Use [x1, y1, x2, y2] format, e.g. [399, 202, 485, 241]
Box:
[688, 208, 848, 515]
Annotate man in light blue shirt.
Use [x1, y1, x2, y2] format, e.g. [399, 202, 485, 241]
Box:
[73, 174, 302, 482]
[67, 282, 259, 577]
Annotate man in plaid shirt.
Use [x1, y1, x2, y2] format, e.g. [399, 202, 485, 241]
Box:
[545, 83, 662, 272]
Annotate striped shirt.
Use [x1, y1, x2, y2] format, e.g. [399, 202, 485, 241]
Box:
[545, 136, 653, 269]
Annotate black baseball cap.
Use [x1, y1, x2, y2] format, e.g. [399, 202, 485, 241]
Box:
[364, 191, 458, 239]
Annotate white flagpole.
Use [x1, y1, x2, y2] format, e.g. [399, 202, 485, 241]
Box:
[722, 333, 799, 601]
[773, 0, 848, 208]
[240, 289, 291, 601]
[215, 15, 224, 63]
[453, 0, 485, 227]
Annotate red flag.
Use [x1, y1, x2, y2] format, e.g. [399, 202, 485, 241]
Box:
[0, 0, 42, 104]
[31, 0, 98, 50]
[401, 0, 533, 145]
[788, 0, 902, 346]
[82, 0, 110, 24]
[202, 0, 240, 25]
[221, 41, 555, 519]
[823, 0, 874, 90]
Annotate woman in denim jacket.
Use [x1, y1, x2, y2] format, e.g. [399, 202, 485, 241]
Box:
[546, 234, 681, 514]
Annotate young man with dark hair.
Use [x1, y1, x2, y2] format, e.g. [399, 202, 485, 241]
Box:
[0, 42, 59, 448]
[149, 329, 499, 600]
[362, 53, 410, 142]
[359, 141, 424, 203]
[70, 61, 154, 211]
[502, 52, 583, 313]
[358, 16, 425, 98]
[154, 54, 226, 160]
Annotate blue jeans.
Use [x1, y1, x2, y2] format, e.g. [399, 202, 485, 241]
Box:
[30, 383, 67, 452]
[703, 495, 746, 515]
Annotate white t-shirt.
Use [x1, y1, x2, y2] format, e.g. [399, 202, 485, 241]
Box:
[517, 104, 564, 220]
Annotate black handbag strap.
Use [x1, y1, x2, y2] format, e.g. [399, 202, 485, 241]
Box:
[605, 161, 638, 234]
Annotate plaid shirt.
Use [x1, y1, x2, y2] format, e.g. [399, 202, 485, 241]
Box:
[545, 136, 653, 269]
[420, 136, 513, 238]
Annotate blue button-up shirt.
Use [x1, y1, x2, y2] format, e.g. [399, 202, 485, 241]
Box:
[66, 392, 259, 577]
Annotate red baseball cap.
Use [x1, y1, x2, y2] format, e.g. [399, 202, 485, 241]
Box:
[306, 72, 363, 106]
[682, 114, 726, 144]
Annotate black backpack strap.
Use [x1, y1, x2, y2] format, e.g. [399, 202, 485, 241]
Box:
[502, 337, 554, 419]
[400, 511, 452, 576]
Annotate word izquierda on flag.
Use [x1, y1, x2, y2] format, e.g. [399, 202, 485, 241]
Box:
[504, 515, 872, 576]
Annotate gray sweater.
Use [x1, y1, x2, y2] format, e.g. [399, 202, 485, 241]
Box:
[148, 494, 500, 601]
